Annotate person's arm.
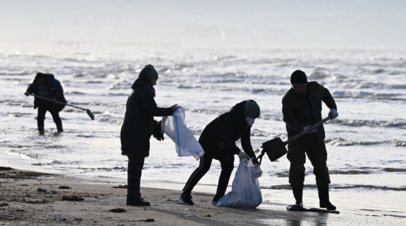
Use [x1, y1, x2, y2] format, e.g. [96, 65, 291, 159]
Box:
[282, 100, 305, 132]
[241, 126, 255, 158]
[139, 87, 174, 116]
[51, 79, 63, 99]
[25, 83, 35, 95]
[221, 114, 241, 154]
[321, 86, 337, 110]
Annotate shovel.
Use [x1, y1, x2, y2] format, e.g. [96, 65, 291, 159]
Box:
[29, 94, 95, 120]
[257, 117, 330, 164]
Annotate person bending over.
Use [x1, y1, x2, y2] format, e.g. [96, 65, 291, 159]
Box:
[180, 100, 260, 205]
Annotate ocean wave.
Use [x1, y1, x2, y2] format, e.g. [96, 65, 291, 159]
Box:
[391, 140, 406, 147]
[331, 119, 406, 129]
[333, 91, 406, 101]
[325, 138, 389, 146]
[260, 184, 406, 191]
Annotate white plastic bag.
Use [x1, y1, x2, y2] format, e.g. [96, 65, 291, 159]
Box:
[161, 106, 205, 160]
[217, 158, 262, 208]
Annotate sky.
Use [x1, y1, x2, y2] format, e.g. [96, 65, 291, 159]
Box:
[0, 0, 405, 49]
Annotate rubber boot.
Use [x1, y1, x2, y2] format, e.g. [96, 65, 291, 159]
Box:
[38, 123, 44, 136]
[56, 123, 63, 132]
[292, 186, 303, 206]
[318, 186, 336, 210]
[287, 186, 305, 211]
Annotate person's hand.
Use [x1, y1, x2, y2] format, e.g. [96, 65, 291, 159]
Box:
[328, 109, 338, 120]
[171, 104, 179, 113]
[237, 151, 248, 160]
[304, 125, 317, 134]
[252, 158, 260, 165]
[24, 92, 31, 96]
[152, 121, 164, 141]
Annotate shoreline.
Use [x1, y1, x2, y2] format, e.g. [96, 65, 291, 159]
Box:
[0, 166, 403, 226]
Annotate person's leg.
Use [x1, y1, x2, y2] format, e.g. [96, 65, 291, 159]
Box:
[307, 142, 335, 210]
[126, 156, 149, 206]
[287, 143, 307, 207]
[212, 154, 234, 203]
[37, 106, 46, 135]
[48, 103, 63, 132]
[181, 154, 213, 204]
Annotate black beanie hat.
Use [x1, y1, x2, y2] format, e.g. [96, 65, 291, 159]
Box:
[290, 70, 308, 84]
[140, 64, 158, 80]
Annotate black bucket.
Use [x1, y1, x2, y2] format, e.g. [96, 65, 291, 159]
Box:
[261, 138, 287, 162]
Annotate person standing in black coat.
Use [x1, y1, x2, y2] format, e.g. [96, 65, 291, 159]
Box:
[180, 100, 261, 205]
[24, 73, 66, 135]
[120, 64, 178, 206]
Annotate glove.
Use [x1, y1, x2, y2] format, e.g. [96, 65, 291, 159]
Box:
[304, 125, 317, 134]
[237, 151, 248, 160]
[252, 158, 260, 165]
[328, 109, 339, 120]
[24, 92, 31, 96]
[152, 121, 164, 141]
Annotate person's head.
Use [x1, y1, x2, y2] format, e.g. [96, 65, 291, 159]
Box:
[35, 72, 47, 86]
[244, 100, 260, 126]
[139, 64, 158, 86]
[290, 70, 308, 95]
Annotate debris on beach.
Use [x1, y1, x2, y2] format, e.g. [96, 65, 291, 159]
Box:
[37, 188, 47, 192]
[61, 194, 84, 201]
[0, 202, 9, 206]
[58, 186, 71, 189]
[138, 218, 155, 222]
[112, 184, 127, 189]
[24, 199, 49, 204]
[204, 214, 212, 217]
[0, 167, 13, 171]
[110, 208, 126, 213]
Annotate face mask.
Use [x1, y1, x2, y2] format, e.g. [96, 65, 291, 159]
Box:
[246, 117, 255, 126]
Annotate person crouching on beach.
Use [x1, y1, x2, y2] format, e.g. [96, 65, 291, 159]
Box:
[120, 64, 178, 206]
[180, 100, 260, 205]
[24, 73, 66, 135]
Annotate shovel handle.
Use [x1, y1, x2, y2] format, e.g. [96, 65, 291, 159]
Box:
[286, 117, 330, 144]
[29, 94, 87, 111]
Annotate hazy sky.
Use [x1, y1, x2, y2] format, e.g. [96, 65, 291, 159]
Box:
[1, 0, 405, 49]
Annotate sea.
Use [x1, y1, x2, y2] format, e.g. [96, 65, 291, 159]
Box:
[1, 42, 405, 223]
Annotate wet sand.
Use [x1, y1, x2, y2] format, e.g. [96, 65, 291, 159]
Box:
[0, 166, 402, 226]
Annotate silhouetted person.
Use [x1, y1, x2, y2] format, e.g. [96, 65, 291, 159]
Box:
[180, 100, 260, 205]
[25, 73, 66, 135]
[282, 70, 338, 210]
[120, 64, 178, 206]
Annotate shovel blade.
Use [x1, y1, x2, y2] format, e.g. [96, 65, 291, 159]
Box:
[261, 138, 287, 162]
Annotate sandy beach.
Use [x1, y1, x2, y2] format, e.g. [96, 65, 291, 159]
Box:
[1, 166, 403, 226]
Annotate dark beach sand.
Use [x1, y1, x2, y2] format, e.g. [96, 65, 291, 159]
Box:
[0, 166, 401, 226]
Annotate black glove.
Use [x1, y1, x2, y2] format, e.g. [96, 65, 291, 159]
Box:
[252, 158, 260, 165]
[152, 121, 164, 141]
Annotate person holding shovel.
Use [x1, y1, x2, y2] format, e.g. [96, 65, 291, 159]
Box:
[24, 72, 66, 135]
[179, 100, 260, 205]
[282, 70, 338, 211]
[120, 64, 178, 206]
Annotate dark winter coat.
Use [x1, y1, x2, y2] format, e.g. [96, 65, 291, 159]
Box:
[26, 74, 66, 112]
[120, 72, 173, 157]
[199, 100, 256, 159]
[282, 81, 337, 144]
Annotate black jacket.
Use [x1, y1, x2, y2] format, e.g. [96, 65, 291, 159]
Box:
[282, 81, 337, 144]
[199, 101, 256, 158]
[26, 74, 66, 112]
[120, 72, 173, 157]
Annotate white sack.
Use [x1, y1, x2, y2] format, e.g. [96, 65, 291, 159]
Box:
[161, 106, 204, 160]
[217, 158, 262, 208]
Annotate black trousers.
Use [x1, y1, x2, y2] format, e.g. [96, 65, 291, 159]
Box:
[37, 103, 62, 129]
[287, 142, 331, 188]
[127, 156, 145, 203]
[182, 146, 234, 200]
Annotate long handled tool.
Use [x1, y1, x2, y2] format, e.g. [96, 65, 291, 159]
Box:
[29, 94, 95, 120]
[257, 117, 330, 163]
